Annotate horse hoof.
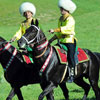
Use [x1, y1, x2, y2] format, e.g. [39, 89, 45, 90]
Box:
[82, 95, 87, 100]
[97, 95, 100, 100]
[6, 97, 11, 100]
[65, 97, 69, 100]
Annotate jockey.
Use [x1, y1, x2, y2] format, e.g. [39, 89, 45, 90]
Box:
[10, 2, 41, 61]
[49, 0, 77, 82]
[10, 2, 39, 42]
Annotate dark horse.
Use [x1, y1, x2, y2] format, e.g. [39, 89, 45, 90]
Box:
[18, 21, 100, 100]
[0, 36, 59, 100]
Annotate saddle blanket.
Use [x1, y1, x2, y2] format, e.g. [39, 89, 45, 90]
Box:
[23, 55, 33, 64]
[54, 47, 89, 64]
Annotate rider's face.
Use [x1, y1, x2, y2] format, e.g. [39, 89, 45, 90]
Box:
[60, 7, 69, 15]
[24, 11, 33, 19]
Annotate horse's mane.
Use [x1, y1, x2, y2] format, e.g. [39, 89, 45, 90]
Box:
[0, 36, 6, 42]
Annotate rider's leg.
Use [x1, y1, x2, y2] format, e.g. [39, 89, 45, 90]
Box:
[64, 42, 76, 82]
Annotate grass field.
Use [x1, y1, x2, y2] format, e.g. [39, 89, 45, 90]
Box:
[0, 0, 100, 100]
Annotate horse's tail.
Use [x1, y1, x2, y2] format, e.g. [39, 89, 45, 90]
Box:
[93, 52, 100, 67]
[93, 52, 100, 87]
[84, 49, 100, 73]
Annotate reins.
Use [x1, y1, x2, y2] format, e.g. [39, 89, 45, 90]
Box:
[35, 46, 48, 58]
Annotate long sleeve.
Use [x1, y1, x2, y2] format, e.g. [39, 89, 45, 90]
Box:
[60, 16, 75, 35]
[14, 26, 23, 40]
[55, 15, 76, 43]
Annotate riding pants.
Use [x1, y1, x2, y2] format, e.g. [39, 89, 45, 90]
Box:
[63, 40, 76, 69]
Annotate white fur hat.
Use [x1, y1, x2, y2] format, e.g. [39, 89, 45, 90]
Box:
[58, 0, 77, 14]
[19, 2, 36, 16]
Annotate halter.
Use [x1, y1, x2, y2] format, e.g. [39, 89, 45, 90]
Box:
[22, 25, 40, 45]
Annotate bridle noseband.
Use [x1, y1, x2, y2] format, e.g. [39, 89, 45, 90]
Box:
[22, 25, 40, 45]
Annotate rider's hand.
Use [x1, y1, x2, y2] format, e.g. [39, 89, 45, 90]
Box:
[10, 37, 16, 43]
[49, 29, 54, 34]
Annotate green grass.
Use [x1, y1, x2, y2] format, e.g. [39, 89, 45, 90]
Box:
[0, 0, 100, 100]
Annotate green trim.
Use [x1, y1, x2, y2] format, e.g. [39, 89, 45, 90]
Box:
[26, 46, 33, 52]
[53, 46, 89, 64]
[26, 46, 34, 63]
[78, 53, 89, 63]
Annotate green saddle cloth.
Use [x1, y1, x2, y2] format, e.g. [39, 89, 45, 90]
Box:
[26, 46, 34, 63]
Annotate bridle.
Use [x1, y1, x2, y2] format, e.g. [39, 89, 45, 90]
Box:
[19, 25, 53, 76]
[21, 25, 49, 58]
[21, 25, 41, 45]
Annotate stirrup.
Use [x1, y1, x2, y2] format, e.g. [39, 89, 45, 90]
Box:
[67, 75, 74, 83]
[67, 67, 75, 83]
[70, 68, 75, 76]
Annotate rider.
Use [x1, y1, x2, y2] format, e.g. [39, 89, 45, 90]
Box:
[49, 0, 77, 82]
[10, 2, 39, 42]
[10, 2, 40, 61]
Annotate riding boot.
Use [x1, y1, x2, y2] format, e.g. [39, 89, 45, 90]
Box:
[67, 67, 75, 83]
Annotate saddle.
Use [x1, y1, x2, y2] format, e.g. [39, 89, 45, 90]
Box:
[20, 50, 34, 64]
[53, 45, 89, 65]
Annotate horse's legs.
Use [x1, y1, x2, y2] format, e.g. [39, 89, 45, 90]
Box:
[40, 82, 54, 100]
[74, 76, 90, 100]
[39, 82, 56, 100]
[14, 87, 24, 100]
[59, 83, 69, 100]
[89, 73, 100, 100]
[6, 88, 15, 100]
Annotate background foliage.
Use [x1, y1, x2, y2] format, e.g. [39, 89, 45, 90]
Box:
[0, 0, 100, 100]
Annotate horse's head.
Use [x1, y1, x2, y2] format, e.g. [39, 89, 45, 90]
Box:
[18, 19, 45, 48]
[0, 36, 13, 57]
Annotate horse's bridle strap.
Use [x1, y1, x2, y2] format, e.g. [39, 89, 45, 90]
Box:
[39, 47, 53, 76]
[37, 40, 48, 50]
[35, 46, 47, 58]
[4, 48, 17, 71]
[22, 25, 40, 44]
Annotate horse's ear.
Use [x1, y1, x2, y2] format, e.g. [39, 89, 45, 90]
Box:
[35, 19, 39, 27]
[31, 19, 35, 25]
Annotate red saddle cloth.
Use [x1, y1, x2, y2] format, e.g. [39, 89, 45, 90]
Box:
[56, 48, 89, 64]
[23, 55, 32, 64]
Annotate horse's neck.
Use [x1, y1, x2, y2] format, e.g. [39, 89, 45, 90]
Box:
[33, 38, 51, 59]
[0, 45, 22, 70]
[0, 37, 5, 42]
[0, 50, 12, 69]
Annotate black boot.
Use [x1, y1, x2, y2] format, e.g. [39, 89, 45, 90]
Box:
[67, 67, 75, 83]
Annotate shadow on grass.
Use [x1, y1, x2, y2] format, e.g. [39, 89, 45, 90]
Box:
[59, 97, 95, 100]
[71, 89, 83, 93]
[59, 88, 96, 100]
[59, 89, 95, 100]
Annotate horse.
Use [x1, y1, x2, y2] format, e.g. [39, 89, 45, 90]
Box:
[0, 36, 57, 100]
[94, 52, 100, 66]
[18, 21, 100, 100]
